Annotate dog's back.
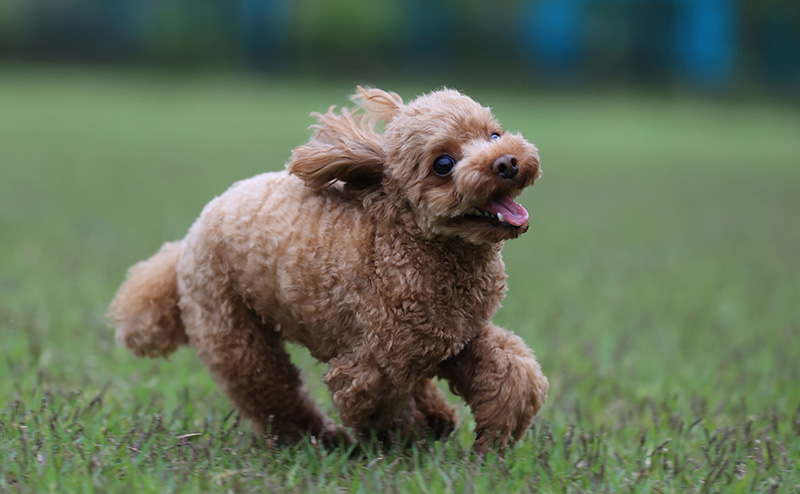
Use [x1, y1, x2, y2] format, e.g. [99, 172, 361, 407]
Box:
[185, 171, 378, 358]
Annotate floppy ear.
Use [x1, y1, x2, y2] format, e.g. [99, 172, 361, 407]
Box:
[289, 103, 388, 192]
[350, 86, 403, 126]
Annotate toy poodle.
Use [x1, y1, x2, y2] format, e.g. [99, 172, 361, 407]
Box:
[110, 86, 549, 453]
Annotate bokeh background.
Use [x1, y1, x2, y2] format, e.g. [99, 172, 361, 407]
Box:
[1, 1, 799, 491]
[2, 0, 799, 93]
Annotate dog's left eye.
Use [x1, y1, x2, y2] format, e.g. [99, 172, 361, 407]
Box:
[433, 155, 456, 176]
[491, 133, 501, 140]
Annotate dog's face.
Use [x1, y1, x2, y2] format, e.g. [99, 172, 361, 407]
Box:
[384, 90, 541, 244]
[290, 87, 541, 245]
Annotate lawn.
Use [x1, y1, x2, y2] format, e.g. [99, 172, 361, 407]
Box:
[1, 67, 799, 493]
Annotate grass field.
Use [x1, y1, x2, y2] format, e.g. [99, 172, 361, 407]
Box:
[1, 67, 799, 493]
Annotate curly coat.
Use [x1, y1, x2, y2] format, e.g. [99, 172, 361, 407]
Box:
[110, 87, 549, 452]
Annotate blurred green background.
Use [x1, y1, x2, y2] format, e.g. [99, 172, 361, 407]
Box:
[1, 1, 799, 492]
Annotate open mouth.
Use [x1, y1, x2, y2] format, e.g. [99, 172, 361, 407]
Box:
[461, 195, 530, 228]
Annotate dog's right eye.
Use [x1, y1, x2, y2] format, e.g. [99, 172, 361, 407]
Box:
[433, 155, 456, 176]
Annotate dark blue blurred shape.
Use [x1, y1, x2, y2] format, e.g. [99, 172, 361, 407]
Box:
[675, 0, 735, 88]
[524, 0, 738, 89]
[525, 0, 583, 73]
[239, 0, 289, 69]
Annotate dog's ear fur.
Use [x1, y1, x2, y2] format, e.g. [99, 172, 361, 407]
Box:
[290, 87, 403, 193]
[350, 86, 403, 126]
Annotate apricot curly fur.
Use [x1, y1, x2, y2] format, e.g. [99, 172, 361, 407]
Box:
[110, 86, 549, 452]
[109, 241, 187, 358]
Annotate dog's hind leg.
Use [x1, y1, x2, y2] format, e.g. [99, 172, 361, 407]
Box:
[180, 292, 352, 448]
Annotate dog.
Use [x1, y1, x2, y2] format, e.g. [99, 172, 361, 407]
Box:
[110, 86, 548, 453]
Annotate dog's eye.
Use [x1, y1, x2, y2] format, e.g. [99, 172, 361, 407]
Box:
[433, 155, 456, 176]
[491, 133, 501, 140]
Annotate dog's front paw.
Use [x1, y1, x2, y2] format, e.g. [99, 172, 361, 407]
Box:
[440, 324, 549, 454]
[316, 419, 355, 450]
[473, 345, 549, 452]
[324, 356, 384, 430]
[411, 377, 459, 439]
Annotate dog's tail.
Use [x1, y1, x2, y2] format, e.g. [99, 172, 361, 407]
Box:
[109, 241, 188, 358]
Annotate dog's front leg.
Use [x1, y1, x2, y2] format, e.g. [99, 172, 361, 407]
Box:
[439, 323, 548, 454]
[323, 353, 411, 436]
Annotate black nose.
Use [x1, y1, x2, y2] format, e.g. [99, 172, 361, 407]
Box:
[492, 154, 519, 180]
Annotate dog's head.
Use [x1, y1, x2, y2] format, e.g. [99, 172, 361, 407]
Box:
[290, 87, 541, 244]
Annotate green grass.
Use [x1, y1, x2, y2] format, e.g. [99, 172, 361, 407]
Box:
[1, 67, 799, 493]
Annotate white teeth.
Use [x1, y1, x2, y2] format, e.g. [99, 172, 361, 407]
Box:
[467, 208, 487, 216]
[465, 208, 504, 221]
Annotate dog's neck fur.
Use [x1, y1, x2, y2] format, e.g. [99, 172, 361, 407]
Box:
[368, 200, 508, 363]
[367, 181, 505, 283]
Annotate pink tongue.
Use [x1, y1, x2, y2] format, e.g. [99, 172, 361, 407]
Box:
[485, 196, 529, 226]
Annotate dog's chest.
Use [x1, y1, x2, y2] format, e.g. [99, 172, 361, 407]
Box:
[370, 239, 507, 351]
